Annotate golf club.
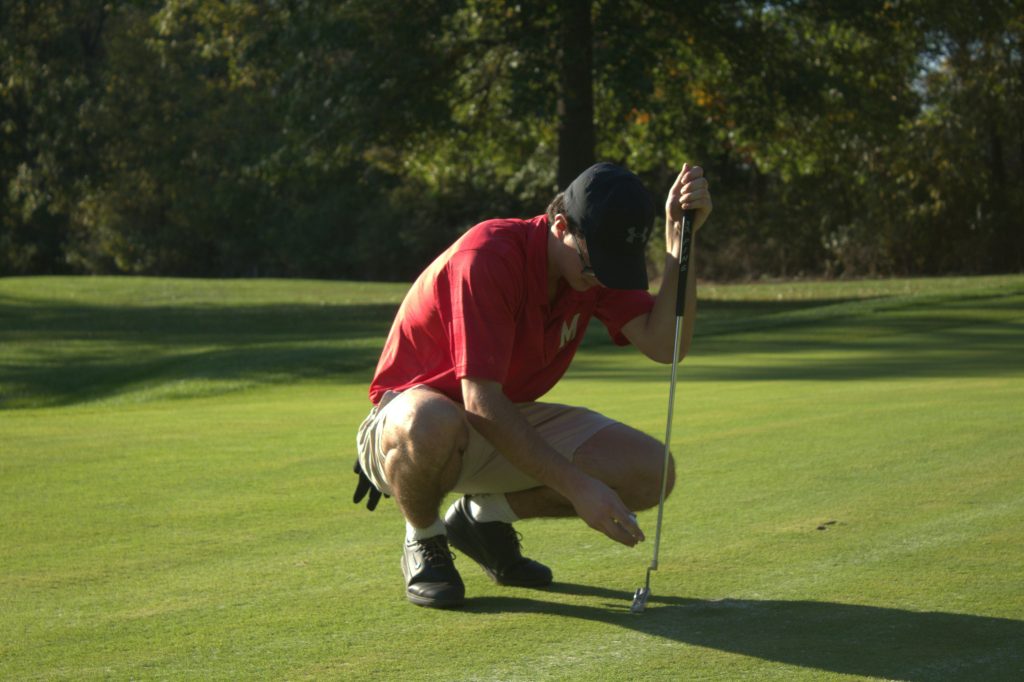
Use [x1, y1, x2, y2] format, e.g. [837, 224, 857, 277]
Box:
[630, 209, 695, 614]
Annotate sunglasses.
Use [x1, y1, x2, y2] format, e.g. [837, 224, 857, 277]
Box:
[571, 233, 596, 278]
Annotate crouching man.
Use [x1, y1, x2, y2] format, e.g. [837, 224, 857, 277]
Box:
[354, 162, 711, 607]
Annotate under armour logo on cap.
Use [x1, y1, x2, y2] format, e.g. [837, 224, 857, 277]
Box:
[625, 227, 643, 244]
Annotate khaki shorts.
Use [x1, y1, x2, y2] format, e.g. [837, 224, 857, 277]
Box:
[356, 385, 615, 496]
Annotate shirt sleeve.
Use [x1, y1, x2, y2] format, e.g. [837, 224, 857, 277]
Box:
[595, 288, 655, 346]
[445, 248, 524, 384]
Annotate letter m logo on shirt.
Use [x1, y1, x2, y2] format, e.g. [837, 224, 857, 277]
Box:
[560, 313, 581, 349]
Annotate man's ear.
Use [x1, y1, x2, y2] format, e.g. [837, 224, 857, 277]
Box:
[552, 213, 569, 237]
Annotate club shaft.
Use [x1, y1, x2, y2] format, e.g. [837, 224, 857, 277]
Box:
[647, 210, 694, 573]
[649, 315, 682, 571]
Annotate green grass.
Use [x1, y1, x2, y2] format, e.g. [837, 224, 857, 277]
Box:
[2, 274, 1023, 680]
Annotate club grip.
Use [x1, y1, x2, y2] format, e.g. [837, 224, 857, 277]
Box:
[675, 211, 695, 316]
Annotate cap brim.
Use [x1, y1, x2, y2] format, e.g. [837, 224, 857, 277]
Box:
[588, 243, 649, 290]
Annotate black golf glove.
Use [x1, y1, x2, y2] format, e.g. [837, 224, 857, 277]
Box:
[352, 458, 388, 511]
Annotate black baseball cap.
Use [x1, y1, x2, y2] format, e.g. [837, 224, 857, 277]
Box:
[563, 162, 656, 290]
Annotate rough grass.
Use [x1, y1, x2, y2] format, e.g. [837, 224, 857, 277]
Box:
[1, 274, 1022, 680]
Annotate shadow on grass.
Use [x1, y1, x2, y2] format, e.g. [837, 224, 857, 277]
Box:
[0, 297, 400, 344]
[572, 287, 1024, 382]
[3, 284, 1023, 407]
[0, 298, 399, 408]
[464, 583, 1024, 680]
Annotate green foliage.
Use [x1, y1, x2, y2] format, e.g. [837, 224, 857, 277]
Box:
[1, 1, 1021, 279]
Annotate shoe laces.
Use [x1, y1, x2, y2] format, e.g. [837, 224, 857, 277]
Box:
[417, 536, 456, 567]
[500, 525, 525, 556]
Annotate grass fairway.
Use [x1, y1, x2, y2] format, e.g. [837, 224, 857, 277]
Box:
[2, 274, 1023, 680]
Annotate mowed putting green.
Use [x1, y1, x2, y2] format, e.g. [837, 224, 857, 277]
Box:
[1, 275, 1022, 680]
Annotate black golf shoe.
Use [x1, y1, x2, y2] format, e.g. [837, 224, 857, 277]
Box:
[444, 496, 553, 587]
[400, 535, 465, 608]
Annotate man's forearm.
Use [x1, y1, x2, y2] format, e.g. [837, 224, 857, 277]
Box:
[629, 233, 698, 363]
[460, 378, 585, 497]
[460, 378, 645, 546]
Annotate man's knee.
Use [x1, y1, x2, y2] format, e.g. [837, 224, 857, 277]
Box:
[384, 390, 468, 467]
[575, 424, 676, 510]
[662, 451, 676, 500]
[631, 444, 675, 510]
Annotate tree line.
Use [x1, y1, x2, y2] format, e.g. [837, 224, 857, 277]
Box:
[2, 1, 1021, 281]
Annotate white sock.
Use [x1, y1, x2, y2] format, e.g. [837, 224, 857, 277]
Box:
[467, 493, 519, 524]
[406, 519, 446, 542]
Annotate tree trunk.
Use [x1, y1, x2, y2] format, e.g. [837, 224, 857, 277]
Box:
[557, 0, 595, 189]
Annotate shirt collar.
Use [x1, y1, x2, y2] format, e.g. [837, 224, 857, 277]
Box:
[526, 215, 550, 306]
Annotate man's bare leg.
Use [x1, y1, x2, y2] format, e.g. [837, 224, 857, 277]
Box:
[443, 422, 672, 587]
[381, 388, 469, 608]
[505, 423, 676, 520]
[381, 388, 468, 530]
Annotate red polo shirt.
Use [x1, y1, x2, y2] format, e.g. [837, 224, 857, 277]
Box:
[368, 215, 654, 405]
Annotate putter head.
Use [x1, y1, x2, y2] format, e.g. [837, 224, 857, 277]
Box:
[630, 586, 650, 614]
